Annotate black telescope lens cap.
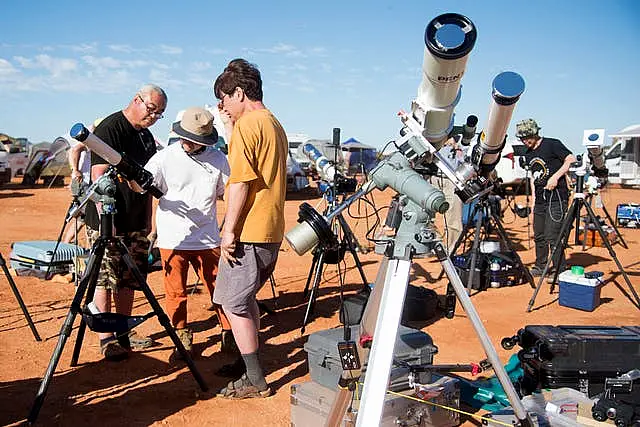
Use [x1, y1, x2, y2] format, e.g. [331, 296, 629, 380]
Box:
[424, 13, 477, 60]
[492, 71, 525, 105]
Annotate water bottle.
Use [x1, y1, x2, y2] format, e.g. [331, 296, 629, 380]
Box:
[490, 256, 502, 288]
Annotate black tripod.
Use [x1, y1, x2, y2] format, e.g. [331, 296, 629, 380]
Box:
[449, 195, 535, 294]
[28, 170, 207, 424]
[300, 196, 369, 334]
[527, 172, 640, 312]
[0, 252, 41, 341]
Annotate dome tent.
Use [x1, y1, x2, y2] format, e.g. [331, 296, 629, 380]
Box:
[341, 137, 378, 175]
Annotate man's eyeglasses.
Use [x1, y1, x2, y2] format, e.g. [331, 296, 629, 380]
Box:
[137, 94, 164, 119]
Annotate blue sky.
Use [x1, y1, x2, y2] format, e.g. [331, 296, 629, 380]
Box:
[1, 0, 639, 155]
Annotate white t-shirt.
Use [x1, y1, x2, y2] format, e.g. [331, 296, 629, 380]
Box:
[67, 135, 91, 183]
[144, 143, 230, 250]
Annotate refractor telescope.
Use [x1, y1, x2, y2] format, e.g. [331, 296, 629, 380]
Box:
[70, 123, 164, 199]
[396, 13, 525, 202]
[299, 142, 358, 195]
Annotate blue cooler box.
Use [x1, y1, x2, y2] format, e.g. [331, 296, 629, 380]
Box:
[557, 271, 603, 311]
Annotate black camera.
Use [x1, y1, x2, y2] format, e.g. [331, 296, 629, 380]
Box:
[334, 174, 358, 194]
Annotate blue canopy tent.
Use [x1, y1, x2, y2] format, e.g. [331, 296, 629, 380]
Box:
[341, 138, 378, 175]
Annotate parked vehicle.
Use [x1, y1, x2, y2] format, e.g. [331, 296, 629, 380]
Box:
[605, 124, 640, 186]
[493, 137, 529, 194]
[0, 143, 11, 185]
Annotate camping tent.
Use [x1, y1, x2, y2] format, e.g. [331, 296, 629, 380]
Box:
[341, 138, 378, 175]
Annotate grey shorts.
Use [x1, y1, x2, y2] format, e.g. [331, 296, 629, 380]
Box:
[212, 242, 280, 315]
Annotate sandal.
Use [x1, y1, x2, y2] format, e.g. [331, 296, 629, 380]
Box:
[217, 374, 271, 399]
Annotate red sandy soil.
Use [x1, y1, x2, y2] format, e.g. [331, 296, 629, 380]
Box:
[0, 178, 638, 427]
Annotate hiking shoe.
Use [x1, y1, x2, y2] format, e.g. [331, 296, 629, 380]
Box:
[529, 266, 545, 277]
[101, 339, 129, 362]
[220, 329, 239, 354]
[170, 328, 194, 361]
[217, 374, 271, 399]
[215, 357, 246, 377]
[127, 330, 155, 350]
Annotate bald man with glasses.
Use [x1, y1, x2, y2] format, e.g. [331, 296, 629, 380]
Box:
[84, 84, 168, 361]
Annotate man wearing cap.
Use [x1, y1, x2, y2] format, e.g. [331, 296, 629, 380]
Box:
[517, 118, 576, 279]
[85, 84, 166, 361]
[144, 106, 233, 361]
[212, 58, 287, 399]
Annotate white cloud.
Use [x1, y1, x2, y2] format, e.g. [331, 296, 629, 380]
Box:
[70, 43, 98, 53]
[82, 56, 149, 69]
[158, 45, 182, 55]
[108, 44, 135, 53]
[191, 61, 212, 72]
[0, 58, 18, 76]
[13, 54, 77, 77]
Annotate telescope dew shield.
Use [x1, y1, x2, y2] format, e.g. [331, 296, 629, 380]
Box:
[474, 71, 525, 174]
[285, 203, 336, 256]
[416, 13, 477, 145]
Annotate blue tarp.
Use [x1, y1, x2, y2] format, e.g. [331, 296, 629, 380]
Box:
[341, 138, 378, 174]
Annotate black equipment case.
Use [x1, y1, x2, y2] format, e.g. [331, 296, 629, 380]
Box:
[514, 325, 640, 398]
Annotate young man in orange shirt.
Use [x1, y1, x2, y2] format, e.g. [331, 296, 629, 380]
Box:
[212, 59, 288, 398]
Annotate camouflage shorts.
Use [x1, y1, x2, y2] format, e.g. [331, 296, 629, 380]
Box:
[85, 227, 150, 291]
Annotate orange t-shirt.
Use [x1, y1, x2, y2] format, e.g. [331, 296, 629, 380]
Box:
[227, 109, 287, 243]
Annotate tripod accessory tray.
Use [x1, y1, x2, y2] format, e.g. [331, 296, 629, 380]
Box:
[304, 324, 438, 392]
[10, 240, 87, 277]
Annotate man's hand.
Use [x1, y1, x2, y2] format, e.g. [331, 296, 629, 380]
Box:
[544, 175, 559, 191]
[147, 230, 157, 243]
[71, 170, 83, 182]
[220, 230, 237, 265]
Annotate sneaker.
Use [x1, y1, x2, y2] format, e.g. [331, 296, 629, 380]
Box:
[170, 328, 193, 361]
[127, 330, 155, 350]
[220, 329, 239, 355]
[215, 357, 246, 377]
[530, 266, 545, 277]
[101, 339, 129, 361]
[216, 373, 271, 399]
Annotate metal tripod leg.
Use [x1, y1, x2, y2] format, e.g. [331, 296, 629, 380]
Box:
[581, 202, 640, 308]
[28, 239, 107, 424]
[70, 241, 105, 366]
[336, 213, 368, 289]
[117, 242, 209, 389]
[0, 253, 41, 342]
[302, 250, 320, 298]
[490, 211, 536, 289]
[465, 204, 484, 293]
[356, 244, 532, 427]
[527, 199, 578, 312]
[600, 199, 628, 249]
[301, 249, 326, 334]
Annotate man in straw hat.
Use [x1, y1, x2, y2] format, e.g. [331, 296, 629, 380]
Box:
[144, 106, 236, 361]
[212, 58, 287, 399]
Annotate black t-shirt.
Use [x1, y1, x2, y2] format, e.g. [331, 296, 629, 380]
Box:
[524, 137, 572, 203]
[85, 111, 157, 233]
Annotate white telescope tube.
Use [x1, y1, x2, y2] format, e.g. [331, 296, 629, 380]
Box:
[415, 13, 477, 146]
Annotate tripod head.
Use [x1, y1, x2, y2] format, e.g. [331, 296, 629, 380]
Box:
[66, 167, 118, 222]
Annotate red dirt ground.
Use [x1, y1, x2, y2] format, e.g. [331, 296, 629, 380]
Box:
[1, 178, 638, 426]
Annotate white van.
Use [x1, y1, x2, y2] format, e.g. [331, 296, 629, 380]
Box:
[605, 124, 640, 186]
[493, 137, 528, 193]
